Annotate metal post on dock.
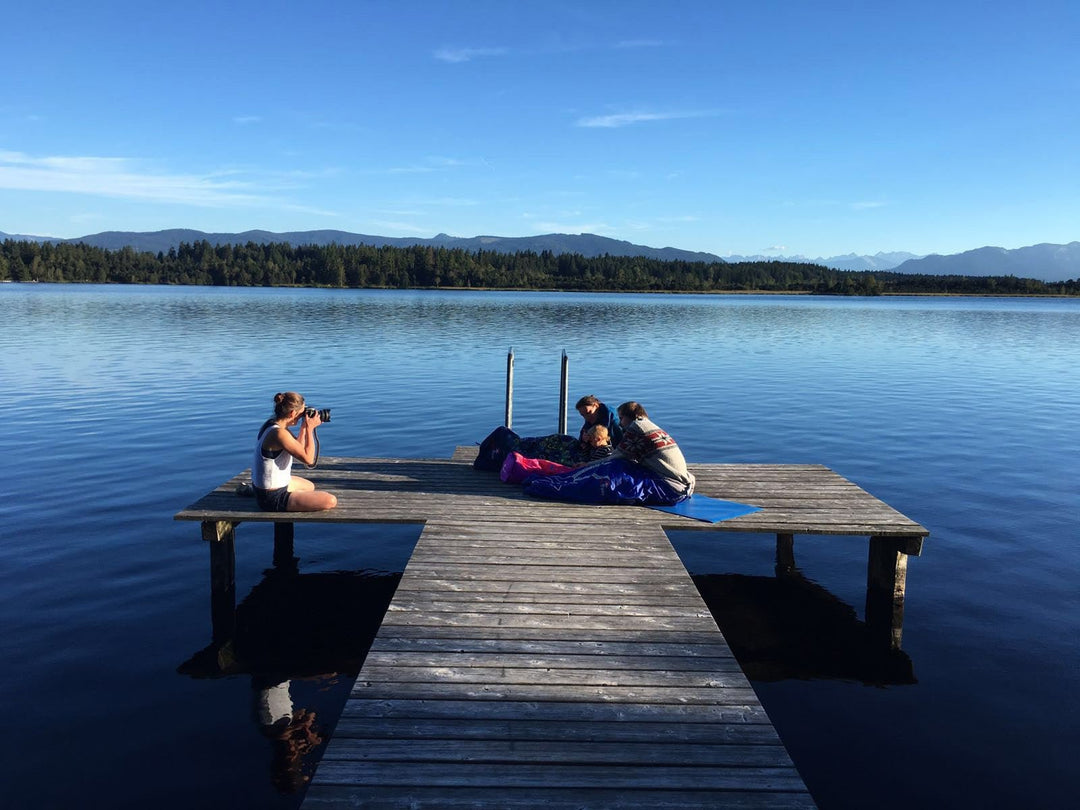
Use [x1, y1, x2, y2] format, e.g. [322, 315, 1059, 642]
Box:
[558, 350, 569, 435]
[504, 348, 514, 429]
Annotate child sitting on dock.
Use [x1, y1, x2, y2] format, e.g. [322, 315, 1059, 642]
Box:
[580, 423, 613, 463]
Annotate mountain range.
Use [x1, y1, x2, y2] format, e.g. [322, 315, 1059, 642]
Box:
[2, 228, 1077, 282]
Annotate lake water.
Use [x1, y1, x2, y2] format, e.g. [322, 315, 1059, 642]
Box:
[2, 285, 1078, 809]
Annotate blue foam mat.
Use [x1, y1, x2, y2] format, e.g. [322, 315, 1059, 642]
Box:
[648, 494, 761, 523]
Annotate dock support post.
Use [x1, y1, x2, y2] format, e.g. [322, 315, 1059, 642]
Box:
[505, 347, 514, 429]
[558, 350, 569, 434]
[203, 520, 237, 591]
[203, 520, 237, 642]
[775, 533, 796, 574]
[866, 535, 920, 649]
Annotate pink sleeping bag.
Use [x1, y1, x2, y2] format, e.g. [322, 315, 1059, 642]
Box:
[499, 451, 573, 483]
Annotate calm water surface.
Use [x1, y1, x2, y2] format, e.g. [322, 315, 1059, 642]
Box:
[2, 285, 1078, 808]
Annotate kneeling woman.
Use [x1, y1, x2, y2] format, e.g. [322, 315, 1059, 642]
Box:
[252, 392, 338, 512]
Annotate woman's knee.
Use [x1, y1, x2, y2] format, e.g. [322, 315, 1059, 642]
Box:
[287, 489, 337, 512]
[288, 476, 315, 493]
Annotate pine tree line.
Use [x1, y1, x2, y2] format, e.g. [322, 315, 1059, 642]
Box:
[2, 239, 1076, 295]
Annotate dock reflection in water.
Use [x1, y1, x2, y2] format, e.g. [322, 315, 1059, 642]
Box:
[693, 568, 916, 686]
[178, 558, 401, 795]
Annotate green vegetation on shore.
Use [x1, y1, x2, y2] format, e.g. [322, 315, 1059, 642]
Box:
[2, 239, 1076, 295]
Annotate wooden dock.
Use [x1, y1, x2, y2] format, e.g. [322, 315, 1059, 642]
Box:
[176, 448, 927, 808]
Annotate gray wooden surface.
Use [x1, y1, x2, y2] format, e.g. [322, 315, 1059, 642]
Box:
[176, 450, 930, 807]
[176, 449, 928, 539]
[302, 514, 815, 808]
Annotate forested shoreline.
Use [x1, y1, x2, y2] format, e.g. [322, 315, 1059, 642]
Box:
[2, 239, 1076, 296]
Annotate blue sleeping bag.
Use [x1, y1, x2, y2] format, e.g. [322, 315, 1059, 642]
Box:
[523, 458, 688, 506]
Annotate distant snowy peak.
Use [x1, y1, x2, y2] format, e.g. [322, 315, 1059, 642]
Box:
[720, 251, 923, 271]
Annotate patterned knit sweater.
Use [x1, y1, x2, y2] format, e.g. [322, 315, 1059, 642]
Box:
[614, 417, 695, 493]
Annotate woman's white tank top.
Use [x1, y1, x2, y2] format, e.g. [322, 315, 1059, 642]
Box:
[252, 422, 293, 490]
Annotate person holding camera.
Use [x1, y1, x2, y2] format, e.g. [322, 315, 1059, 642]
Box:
[251, 392, 337, 512]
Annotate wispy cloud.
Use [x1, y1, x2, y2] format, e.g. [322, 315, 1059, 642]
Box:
[576, 110, 717, 128]
[529, 221, 612, 235]
[656, 215, 700, 223]
[375, 208, 425, 217]
[378, 156, 468, 175]
[233, 115, 262, 125]
[784, 198, 889, 211]
[386, 165, 439, 175]
[614, 39, 666, 49]
[427, 156, 465, 168]
[0, 149, 320, 211]
[367, 219, 434, 235]
[414, 196, 480, 207]
[434, 46, 509, 63]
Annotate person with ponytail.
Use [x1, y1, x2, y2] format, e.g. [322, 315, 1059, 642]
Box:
[251, 392, 338, 512]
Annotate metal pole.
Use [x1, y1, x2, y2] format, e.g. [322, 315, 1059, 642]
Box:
[504, 348, 514, 429]
[558, 350, 569, 435]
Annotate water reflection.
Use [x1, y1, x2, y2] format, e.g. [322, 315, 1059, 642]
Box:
[693, 569, 916, 686]
[178, 561, 400, 795]
[254, 678, 324, 794]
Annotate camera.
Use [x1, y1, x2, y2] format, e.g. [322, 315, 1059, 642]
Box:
[303, 407, 332, 422]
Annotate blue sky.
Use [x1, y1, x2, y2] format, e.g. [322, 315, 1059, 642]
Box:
[2, 0, 1077, 258]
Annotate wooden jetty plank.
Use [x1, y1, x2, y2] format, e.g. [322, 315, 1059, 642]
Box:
[303, 786, 817, 809]
[328, 715, 784, 744]
[336, 697, 774, 725]
[309, 761, 810, 791]
[319, 739, 795, 766]
[366, 636, 739, 658]
[361, 650, 744, 672]
[384, 600, 717, 618]
[355, 665, 753, 689]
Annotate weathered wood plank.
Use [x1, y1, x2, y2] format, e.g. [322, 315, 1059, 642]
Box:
[356, 665, 751, 689]
[361, 651, 743, 671]
[367, 636, 739, 658]
[366, 626, 753, 647]
[308, 761, 809, 790]
[390, 578, 704, 597]
[384, 603, 711, 621]
[380, 604, 706, 622]
[346, 682, 762, 704]
[384, 591, 707, 607]
[320, 738, 796, 766]
[303, 785, 818, 809]
[329, 716, 783, 743]
[337, 698, 774, 724]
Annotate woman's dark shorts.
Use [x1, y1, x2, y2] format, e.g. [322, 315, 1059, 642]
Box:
[255, 486, 291, 512]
